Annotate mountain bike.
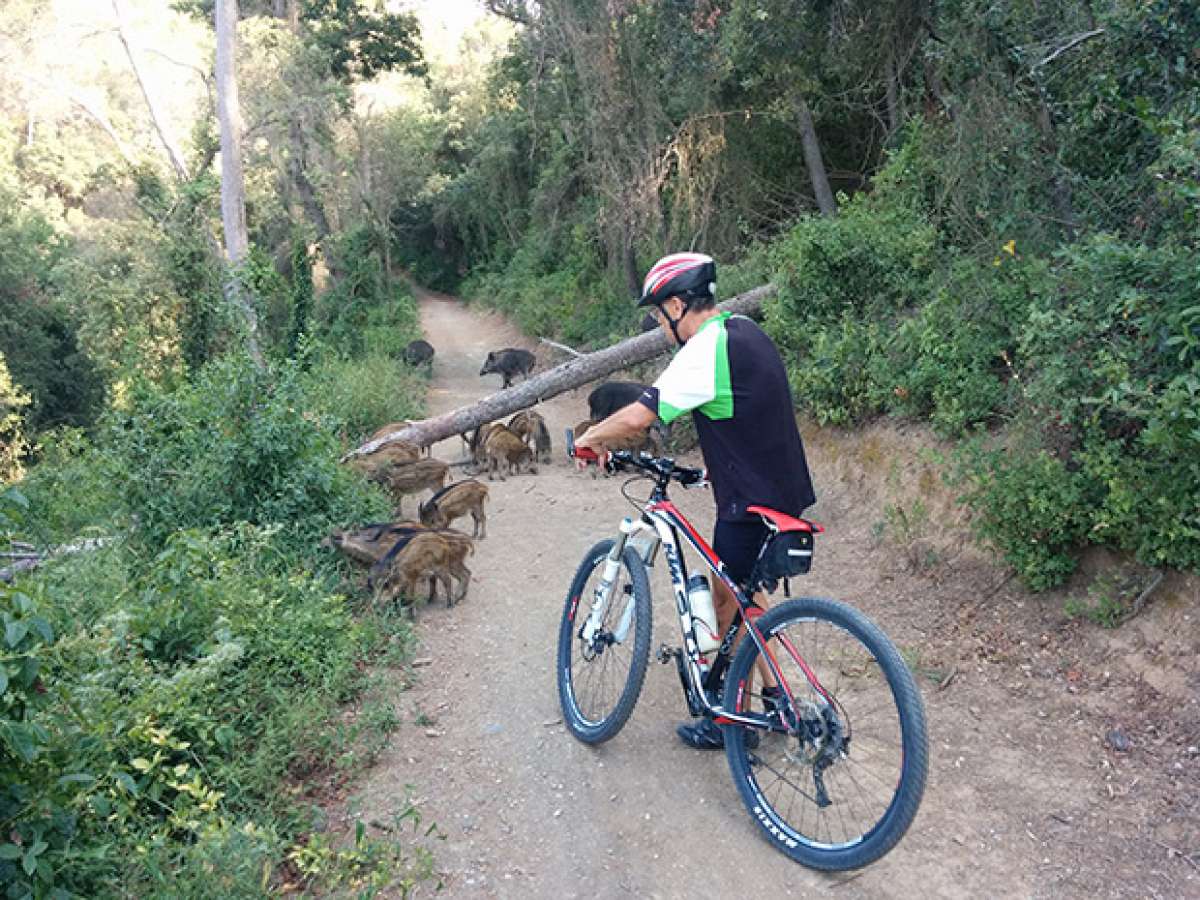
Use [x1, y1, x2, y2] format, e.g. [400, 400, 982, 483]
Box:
[557, 440, 928, 871]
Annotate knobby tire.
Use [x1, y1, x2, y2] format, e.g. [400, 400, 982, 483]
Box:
[723, 597, 928, 870]
[557, 540, 653, 744]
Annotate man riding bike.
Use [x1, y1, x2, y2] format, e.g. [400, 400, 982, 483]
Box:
[574, 251, 817, 749]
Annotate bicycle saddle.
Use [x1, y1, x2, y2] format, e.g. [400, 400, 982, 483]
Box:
[747, 505, 825, 534]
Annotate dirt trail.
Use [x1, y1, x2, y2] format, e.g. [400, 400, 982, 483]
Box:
[329, 288, 1199, 899]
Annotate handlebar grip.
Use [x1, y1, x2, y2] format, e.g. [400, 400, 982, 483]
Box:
[566, 427, 601, 463]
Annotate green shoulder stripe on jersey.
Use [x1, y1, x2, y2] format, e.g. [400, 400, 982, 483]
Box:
[698, 314, 733, 421]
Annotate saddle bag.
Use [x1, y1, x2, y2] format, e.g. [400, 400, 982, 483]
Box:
[750, 529, 814, 594]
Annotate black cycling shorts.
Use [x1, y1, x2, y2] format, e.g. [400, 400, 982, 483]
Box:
[713, 519, 770, 588]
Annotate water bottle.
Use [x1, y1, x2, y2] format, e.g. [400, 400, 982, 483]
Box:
[687, 573, 721, 652]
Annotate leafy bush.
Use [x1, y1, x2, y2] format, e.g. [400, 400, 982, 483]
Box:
[760, 135, 1200, 587]
[313, 227, 422, 359]
[767, 190, 937, 330]
[300, 350, 427, 445]
[100, 355, 384, 552]
[4, 348, 417, 896]
[763, 189, 937, 426]
[953, 443, 1096, 590]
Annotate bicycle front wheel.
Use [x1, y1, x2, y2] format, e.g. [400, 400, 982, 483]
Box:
[723, 597, 928, 870]
[556, 539, 652, 744]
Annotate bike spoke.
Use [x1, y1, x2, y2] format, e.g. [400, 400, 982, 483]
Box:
[733, 610, 909, 851]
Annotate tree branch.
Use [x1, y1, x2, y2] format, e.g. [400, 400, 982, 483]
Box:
[1034, 29, 1105, 71]
[111, 0, 189, 181]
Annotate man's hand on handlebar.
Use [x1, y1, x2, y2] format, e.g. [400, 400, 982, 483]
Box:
[571, 431, 611, 472]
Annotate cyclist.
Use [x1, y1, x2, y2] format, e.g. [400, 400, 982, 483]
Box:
[575, 251, 817, 749]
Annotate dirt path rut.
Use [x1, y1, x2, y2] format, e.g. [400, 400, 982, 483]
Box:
[329, 289, 1199, 899]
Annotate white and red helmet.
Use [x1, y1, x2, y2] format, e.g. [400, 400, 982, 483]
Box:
[637, 252, 716, 308]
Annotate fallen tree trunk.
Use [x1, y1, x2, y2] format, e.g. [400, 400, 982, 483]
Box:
[344, 283, 777, 459]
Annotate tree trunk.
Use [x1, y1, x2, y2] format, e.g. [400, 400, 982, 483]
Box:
[793, 95, 837, 217]
[288, 119, 333, 245]
[215, 0, 264, 366]
[111, 0, 188, 180]
[885, 47, 901, 136]
[216, 0, 249, 264]
[622, 224, 640, 298]
[344, 284, 778, 458]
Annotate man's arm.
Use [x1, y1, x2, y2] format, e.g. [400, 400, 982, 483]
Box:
[575, 402, 657, 453]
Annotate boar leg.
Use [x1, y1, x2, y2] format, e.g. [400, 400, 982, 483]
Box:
[449, 560, 471, 606]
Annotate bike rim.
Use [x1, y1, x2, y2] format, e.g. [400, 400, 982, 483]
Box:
[564, 563, 641, 727]
[737, 614, 907, 851]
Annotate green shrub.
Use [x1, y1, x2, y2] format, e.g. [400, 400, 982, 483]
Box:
[767, 191, 936, 330]
[953, 442, 1096, 590]
[777, 314, 891, 426]
[99, 355, 385, 552]
[300, 350, 427, 445]
[313, 228, 422, 359]
[2, 513, 410, 897]
[1013, 236, 1200, 570]
[763, 189, 937, 425]
[881, 254, 1051, 435]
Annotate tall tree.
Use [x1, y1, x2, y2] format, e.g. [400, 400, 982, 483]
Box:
[215, 0, 263, 364]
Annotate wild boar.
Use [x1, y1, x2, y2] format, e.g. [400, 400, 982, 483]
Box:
[402, 339, 434, 367]
[366, 424, 428, 457]
[346, 442, 421, 481]
[459, 422, 504, 471]
[482, 428, 537, 480]
[322, 521, 428, 566]
[588, 381, 650, 421]
[419, 479, 489, 539]
[480, 348, 536, 388]
[377, 457, 449, 513]
[508, 409, 552, 463]
[370, 530, 473, 607]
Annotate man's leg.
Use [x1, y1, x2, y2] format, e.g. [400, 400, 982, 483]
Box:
[713, 572, 777, 690]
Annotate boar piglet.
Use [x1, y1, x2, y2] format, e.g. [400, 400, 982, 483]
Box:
[419, 479, 489, 539]
[369, 530, 473, 607]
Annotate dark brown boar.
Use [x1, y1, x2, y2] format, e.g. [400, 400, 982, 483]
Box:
[480, 348, 535, 388]
[588, 381, 649, 421]
[418, 479, 489, 538]
[402, 339, 434, 367]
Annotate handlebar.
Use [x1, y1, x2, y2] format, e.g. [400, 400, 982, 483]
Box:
[566, 428, 706, 488]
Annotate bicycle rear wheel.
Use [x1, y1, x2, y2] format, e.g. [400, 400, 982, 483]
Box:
[557, 540, 653, 744]
[723, 597, 927, 870]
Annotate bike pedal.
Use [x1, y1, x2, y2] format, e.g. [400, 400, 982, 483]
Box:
[656, 644, 676, 664]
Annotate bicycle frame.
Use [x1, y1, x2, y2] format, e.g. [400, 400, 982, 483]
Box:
[581, 483, 824, 736]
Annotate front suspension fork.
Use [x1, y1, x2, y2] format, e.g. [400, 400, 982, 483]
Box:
[581, 518, 643, 644]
